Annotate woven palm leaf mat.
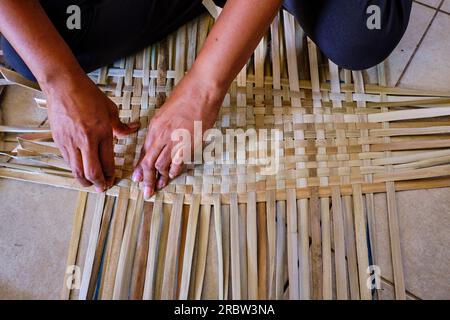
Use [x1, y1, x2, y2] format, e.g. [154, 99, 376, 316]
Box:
[2, 7, 450, 300]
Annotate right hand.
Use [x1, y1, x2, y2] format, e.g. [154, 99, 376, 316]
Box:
[45, 75, 140, 192]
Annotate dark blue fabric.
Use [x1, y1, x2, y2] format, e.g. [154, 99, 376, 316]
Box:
[1, 0, 206, 81]
[1, 0, 412, 81]
[282, 0, 412, 70]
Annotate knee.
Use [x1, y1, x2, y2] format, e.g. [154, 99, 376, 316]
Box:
[323, 1, 412, 70]
[290, 0, 413, 70]
[321, 32, 404, 71]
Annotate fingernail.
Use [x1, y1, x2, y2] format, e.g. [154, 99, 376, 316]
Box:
[157, 179, 165, 190]
[95, 186, 104, 193]
[169, 172, 175, 179]
[144, 186, 153, 200]
[132, 171, 142, 182]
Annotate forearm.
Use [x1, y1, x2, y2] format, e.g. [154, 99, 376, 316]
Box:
[190, 0, 282, 90]
[0, 0, 86, 93]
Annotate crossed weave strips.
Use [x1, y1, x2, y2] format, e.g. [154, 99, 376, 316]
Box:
[84, 12, 450, 201]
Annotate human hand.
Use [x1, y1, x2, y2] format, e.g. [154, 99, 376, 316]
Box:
[46, 75, 140, 192]
[132, 72, 225, 200]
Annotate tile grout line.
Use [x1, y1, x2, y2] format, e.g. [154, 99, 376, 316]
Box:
[380, 277, 422, 300]
[396, 0, 444, 86]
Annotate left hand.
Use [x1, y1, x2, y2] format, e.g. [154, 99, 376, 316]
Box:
[132, 71, 225, 200]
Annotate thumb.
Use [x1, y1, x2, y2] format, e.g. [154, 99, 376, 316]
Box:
[111, 117, 141, 137]
[108, 103, 140, 137]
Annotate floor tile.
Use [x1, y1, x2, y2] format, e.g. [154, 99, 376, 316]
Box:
[415, 0, 442, 8]
[374, 189, 450, 299]
[385, 2, 436, 86]
[399, 12, 450, 90]
[441, 0, 450, 13]
[0, 179, 78, 299]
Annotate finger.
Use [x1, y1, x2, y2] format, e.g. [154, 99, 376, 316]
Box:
[59, 146, 72, 171]
[142, 166, 157, 200]
[108, 101, 141, 137]
[99, 138, 116, 189]
[81, 143, 106, 192]
[169, 147, 185, 179]
[169, 162, 185, 180]
[133, 128, 162, 183]
[112, 120, 140, 138]
[155, 146, 172, 190]
[60, 146, 70, 164]
[155, 146, 171, 178]
[68, 148, 92, 187]
[141, 144, 165, 200]
[157, 174, 169, 190]
[132, 147, 146, 183]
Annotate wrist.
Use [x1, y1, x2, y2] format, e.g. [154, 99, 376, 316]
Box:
[38, 63, 88, 98]
[186, 66, 228, 111]
[189, 61, 229, 98]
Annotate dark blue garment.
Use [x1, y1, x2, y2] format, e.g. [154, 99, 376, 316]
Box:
[282, 0, 412, 70]
[1, 0, 412, 81]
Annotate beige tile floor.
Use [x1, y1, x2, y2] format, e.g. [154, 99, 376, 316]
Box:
[1, 1, 450, 299]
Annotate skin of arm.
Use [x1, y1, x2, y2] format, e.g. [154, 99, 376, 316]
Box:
[0, 0, 139, 192]
[132, 0, 283, 199]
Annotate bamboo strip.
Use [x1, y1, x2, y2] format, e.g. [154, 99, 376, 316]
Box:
[222, 204, 231, 300]
[78, 193, 106, 300]
[352, 184, 371, 300]
[102, 188, 130, 299]
[130, 202, 153, 300]
[2, 167, 450, 203]
[0, 66, 42, 92]
[266, 190, 277, 300]
[174, 205, 189, 298]
[246, 192, 258, 300]
[331, 187, 348, 300]
[353, 70, 378, 287]
[369, 107, 450, 123]
[179, 195, 201, 299]
[238, 203, 248, 299]
[202, 0, 220, 19]
[0, 125, 50, 133]
[154, 202, 172, 299]
[193, 204, 211, 300]
[257, 201, 268, 300]
[298, 198, 311, 300]
[176, 205, 190, 298]
[213, 194, 224, 300]
[386, 182, 407, 299]
[275, 200, 286, 300]
[97, 207, 118, 296]
[320, 196, 332, 300]
[61, 191, 87, 300]
[286, 189, 299, 299]
[87, 195, 115, 299]
[113, 192, 144, 299]
[343, 195, 360, 299]
[143, 195, 163, 300]
[161, 193, 184, 300]
[309, 188, 323, 300]
[229, 193, 241, 300]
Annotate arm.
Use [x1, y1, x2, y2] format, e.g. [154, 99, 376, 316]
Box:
[133, 0, 283, 199]
[193, 0, 283, 91]
[0, 0, 139, 191]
